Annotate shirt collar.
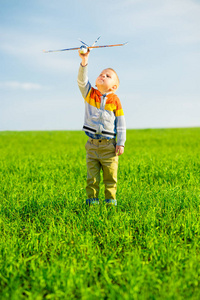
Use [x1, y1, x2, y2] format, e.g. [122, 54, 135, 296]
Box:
[102, 91, 113, 97]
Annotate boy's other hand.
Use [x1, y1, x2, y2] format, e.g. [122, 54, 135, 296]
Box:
[116, 145, 124, 156]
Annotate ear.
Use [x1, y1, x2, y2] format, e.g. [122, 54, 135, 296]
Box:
[112, 84, 117, 91]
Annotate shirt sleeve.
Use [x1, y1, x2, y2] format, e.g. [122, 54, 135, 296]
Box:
[116, 115, 126, 146]
[115, 97, 126, 146]
[77, 64, 91, 99]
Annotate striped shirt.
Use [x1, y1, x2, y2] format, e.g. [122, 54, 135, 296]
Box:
[77, 64, 126, 146]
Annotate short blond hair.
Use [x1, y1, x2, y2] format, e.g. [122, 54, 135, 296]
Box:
[107, 68, 120, 89]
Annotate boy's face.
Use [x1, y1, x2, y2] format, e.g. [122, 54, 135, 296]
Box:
[95, 69, 118, 94]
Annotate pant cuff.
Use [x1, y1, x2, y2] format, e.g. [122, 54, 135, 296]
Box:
[105, 199, 117, 206]
[86, 198, 99, 205]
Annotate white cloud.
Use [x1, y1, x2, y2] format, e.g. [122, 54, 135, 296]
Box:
[1, 0, 200, 132]
[0, 81, 43, 91]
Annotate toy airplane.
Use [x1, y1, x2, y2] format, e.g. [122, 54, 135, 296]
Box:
[43, 36, 128, 54]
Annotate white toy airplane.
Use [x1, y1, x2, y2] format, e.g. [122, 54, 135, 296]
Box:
[43, 36, 128, 54]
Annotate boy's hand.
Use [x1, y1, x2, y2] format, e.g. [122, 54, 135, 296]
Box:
[79, 49, 90, 67]
[116, 145, 124, 156]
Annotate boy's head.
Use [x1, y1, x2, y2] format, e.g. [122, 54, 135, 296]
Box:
[95, 68, 120, 94]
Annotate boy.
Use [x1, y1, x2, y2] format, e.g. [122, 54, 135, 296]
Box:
[77, 50, 126, 206]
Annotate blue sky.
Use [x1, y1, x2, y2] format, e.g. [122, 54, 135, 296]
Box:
[0, 0, 200, 131]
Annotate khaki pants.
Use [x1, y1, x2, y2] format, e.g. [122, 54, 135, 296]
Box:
[85, 138, 118, 200]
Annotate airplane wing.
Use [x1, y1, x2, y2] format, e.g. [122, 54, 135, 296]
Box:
[88, 42, 128, 49]
[43, 47, 80, 53]
[43, 42, 128, 53]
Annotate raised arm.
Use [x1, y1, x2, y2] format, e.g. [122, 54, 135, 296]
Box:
[77, 50, 92, 99]
[79, 49, 90, 67]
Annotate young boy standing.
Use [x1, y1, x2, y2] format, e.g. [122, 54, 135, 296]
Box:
[77, 50, 126, 206]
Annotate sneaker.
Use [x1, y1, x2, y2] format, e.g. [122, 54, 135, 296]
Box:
[86, 198, 99, 205]
[105, 199, 117, 206]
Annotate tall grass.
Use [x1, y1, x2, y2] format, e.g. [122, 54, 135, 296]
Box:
[0, 128, 200, 299]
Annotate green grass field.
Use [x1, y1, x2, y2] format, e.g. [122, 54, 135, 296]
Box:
[0, 128, 200, 299]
